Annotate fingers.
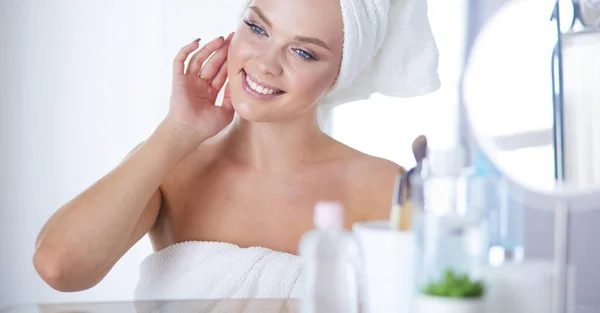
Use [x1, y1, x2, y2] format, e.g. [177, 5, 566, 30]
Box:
[173, 38, 201, 75]
[199, 33, 233, 82]
[211, 61, 228, 91]
[210, 34, 234, 90]
[187, 36, 226, 76]
[220, 83, 233, 111]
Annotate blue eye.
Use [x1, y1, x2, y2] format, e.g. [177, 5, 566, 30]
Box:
[244, 20, 265, 35]
[294, 49, 316, 61]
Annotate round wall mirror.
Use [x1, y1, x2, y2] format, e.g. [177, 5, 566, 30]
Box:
[462, 0, 600, 210]
[463, 1, 600, 311]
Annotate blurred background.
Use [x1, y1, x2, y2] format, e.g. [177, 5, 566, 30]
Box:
[0, 0, 597, 311]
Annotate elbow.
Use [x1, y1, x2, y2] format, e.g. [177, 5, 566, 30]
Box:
[33, 247, 97, 292]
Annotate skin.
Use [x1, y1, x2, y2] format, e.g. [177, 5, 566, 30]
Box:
[33, 0, 404, 293]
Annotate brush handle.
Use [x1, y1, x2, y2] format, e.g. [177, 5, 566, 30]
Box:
[399, 201, 413, 231]
[389, 173, 404, 230]
[389, 172, 414, 231]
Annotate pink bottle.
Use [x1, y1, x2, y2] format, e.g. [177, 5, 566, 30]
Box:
[299, 202, 361, 313]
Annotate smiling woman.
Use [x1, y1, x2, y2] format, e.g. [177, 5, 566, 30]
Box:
[228, 2, 343, 122]
[31, 0, 439, 301]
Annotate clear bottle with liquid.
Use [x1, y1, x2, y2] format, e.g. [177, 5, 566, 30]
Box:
[298, 202, 361, 313]
[471, 149, 523, 265]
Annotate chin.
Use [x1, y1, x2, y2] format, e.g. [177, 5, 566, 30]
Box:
[234, 99, 314, 124]
[233, 102, 271, 122]
[228, 93, 277, 123]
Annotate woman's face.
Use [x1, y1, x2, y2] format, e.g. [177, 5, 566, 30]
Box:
[227, 0, 343, 123]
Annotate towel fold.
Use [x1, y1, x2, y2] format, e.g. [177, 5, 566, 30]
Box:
[134, 241, 302, 300]
[317, 0, 441, 128]
[326, 0, 440, 99]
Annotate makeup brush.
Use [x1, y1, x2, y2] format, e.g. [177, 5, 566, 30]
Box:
[398, 173, 412, 231]
[389, 170, 405, 230]
[401, 135, 428, 229]
[392, 135, 428, 231]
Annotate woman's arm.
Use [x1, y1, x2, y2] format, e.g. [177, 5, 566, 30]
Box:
[33, 35, 234, 292]
[33, 119, 198, 292]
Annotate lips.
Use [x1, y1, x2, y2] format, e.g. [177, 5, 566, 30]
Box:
[241, 70, 285, 100]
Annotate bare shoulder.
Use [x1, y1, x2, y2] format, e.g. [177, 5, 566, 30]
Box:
[328, 140, 406, 221]
[350, 155, 404, 221]
[328, 138, 405, 177]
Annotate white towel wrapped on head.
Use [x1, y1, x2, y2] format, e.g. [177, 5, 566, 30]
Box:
[323, 0, 440, 104]
[134, 241, 302, 300]
[319, 0, 440, 125]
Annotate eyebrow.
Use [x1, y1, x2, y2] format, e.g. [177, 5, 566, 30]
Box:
[294, 36, 332, 52]
[249, 6, 272, 28]
[248, 6, 332, 52]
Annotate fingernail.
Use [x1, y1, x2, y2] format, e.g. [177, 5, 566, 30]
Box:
[193, 38, 201, 43]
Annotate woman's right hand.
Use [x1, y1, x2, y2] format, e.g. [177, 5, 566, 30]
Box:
[166, 34, 235, 146]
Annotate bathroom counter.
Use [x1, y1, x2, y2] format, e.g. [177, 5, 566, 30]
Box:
[2, 299, 298, 313]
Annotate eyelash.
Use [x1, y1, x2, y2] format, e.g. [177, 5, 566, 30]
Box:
[243, 19, 317, 61]
[294, 49, 316, 61]
[244, 19, 266, 35]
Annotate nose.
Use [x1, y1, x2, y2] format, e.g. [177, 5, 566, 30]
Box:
[255, 49, 283, 77]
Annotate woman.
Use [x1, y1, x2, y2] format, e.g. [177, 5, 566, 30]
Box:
[33, 0, 438, 299]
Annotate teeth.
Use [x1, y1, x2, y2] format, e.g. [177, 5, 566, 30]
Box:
[246, 74, 278, 95]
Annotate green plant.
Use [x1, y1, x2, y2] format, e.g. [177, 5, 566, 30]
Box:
[421, 269, 485, 298]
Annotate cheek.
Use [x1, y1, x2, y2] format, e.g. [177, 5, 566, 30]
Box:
[290, 65, 338, 97]
[228, 32, 262, 66]
[227, 37, 243, 71]
[227, 37, 253, 84]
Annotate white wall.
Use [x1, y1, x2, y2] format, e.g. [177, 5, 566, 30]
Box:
[0, 0, 242, 308]
[562, 31, 600, 188]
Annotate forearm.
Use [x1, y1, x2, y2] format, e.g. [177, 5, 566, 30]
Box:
[34, 118, 201, 287]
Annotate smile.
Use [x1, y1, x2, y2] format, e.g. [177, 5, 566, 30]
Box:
[241, 70, 285, 100]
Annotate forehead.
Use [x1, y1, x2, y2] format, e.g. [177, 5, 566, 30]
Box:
[246, 0, 344, 48]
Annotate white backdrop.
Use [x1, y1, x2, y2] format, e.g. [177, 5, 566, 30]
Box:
[0, 0, 242, 308]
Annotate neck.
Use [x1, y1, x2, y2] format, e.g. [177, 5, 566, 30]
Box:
[223, 113, 330, 172]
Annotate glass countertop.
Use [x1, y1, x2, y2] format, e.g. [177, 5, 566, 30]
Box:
[2, 299, 298, 313]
